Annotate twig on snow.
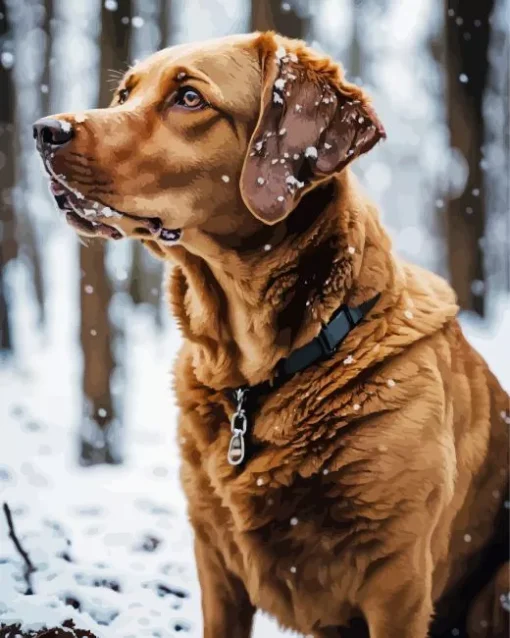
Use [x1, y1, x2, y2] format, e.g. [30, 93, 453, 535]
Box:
[2, 501, 36, 595]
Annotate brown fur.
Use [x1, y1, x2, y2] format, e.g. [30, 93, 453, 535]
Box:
[38, 32, 509, 638]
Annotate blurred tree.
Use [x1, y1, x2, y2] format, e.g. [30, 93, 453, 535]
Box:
[41, 0, 52, 115]
[79, 0, 132, 465]
[18, 0, 51, 328]
[127, 0, 169, 321]
[444, 0, 495, 316]
[160, 0, 171, 49]
[0, 0, 17, 352]
[251, 0, 309, 37]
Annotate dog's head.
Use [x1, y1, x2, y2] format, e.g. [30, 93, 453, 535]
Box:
[34, 32, 385, 254]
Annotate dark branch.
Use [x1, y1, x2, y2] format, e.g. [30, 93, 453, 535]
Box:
[3, 502, 36, 595]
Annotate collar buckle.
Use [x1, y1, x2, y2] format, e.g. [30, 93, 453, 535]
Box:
[317, 327, 338, 356]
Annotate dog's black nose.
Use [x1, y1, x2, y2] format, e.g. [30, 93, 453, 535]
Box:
[33, 117, 73, 149]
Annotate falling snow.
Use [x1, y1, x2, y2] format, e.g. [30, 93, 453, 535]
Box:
[1, 51, 14, 69]
[304, 146, 318, 159]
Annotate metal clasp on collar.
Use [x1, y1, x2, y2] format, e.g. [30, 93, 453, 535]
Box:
[228, 388, 249, 466]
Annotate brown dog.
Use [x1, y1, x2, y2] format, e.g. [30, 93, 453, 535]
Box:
[34, 32, 509, 638]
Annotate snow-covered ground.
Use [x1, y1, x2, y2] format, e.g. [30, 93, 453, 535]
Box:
[1, 228, 509, 637]
[0, 227, 301, 637]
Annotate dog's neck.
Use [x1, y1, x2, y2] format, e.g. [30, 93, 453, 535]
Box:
[166, 171, 396, 390]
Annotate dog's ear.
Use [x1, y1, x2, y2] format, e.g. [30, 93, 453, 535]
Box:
[240, 34, 386, 225]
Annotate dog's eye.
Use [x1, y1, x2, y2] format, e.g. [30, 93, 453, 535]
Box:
[118, 88, 130, 105]
[174, 86, 207, 110]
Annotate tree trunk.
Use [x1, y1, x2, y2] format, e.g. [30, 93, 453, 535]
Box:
[0, 0, 18, 353]
[444, 0, 495, 316]
[159, 0, 171, 49]
[79, 0, 132, 465]
[41, 0, 52, 114]
[251, 0, 309, 37]
[127, 0, 167, 315]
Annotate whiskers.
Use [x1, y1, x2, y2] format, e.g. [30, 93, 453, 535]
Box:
[107, 68, 125, 85]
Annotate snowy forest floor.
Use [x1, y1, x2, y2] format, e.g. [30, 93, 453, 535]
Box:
[1, 242, 509, 637]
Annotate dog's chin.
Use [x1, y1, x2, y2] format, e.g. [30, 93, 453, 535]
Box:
[47, 179, 182, 245]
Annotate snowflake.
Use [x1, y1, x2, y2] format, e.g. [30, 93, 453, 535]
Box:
[1, 51, 14, 69]
[285, 175, 304, 190]
[304, 146, 318, 159]
[275, 46, 287, 61]
[221, 175, 230, 183]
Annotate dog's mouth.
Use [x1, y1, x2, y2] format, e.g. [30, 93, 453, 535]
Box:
[44, 161, 181, 245]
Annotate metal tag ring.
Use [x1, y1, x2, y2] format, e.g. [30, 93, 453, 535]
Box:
[231, 410, 248, 434]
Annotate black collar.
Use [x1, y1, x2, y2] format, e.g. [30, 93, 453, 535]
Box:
[227, 292, 381, 466]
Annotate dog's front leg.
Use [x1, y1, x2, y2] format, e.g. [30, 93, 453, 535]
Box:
[359, 545, 434, 638]
[195, 535, 255, 638]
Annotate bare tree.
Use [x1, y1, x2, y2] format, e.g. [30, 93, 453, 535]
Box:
[251, 0, 309, 36]
[0, 0, 17, 352]
[21, 0, 51, 328]
[159, 0, 171, 49]
[79, 0, 132, 465]
[127, 0, 169, 319]
[444, 0, 495, 316]
[41, 0, 52, 115]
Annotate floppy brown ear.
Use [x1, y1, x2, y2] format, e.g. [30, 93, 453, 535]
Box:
[240, 34, 386, 225]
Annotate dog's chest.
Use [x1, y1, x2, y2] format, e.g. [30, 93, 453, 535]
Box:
[181, 443, 367, 633]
